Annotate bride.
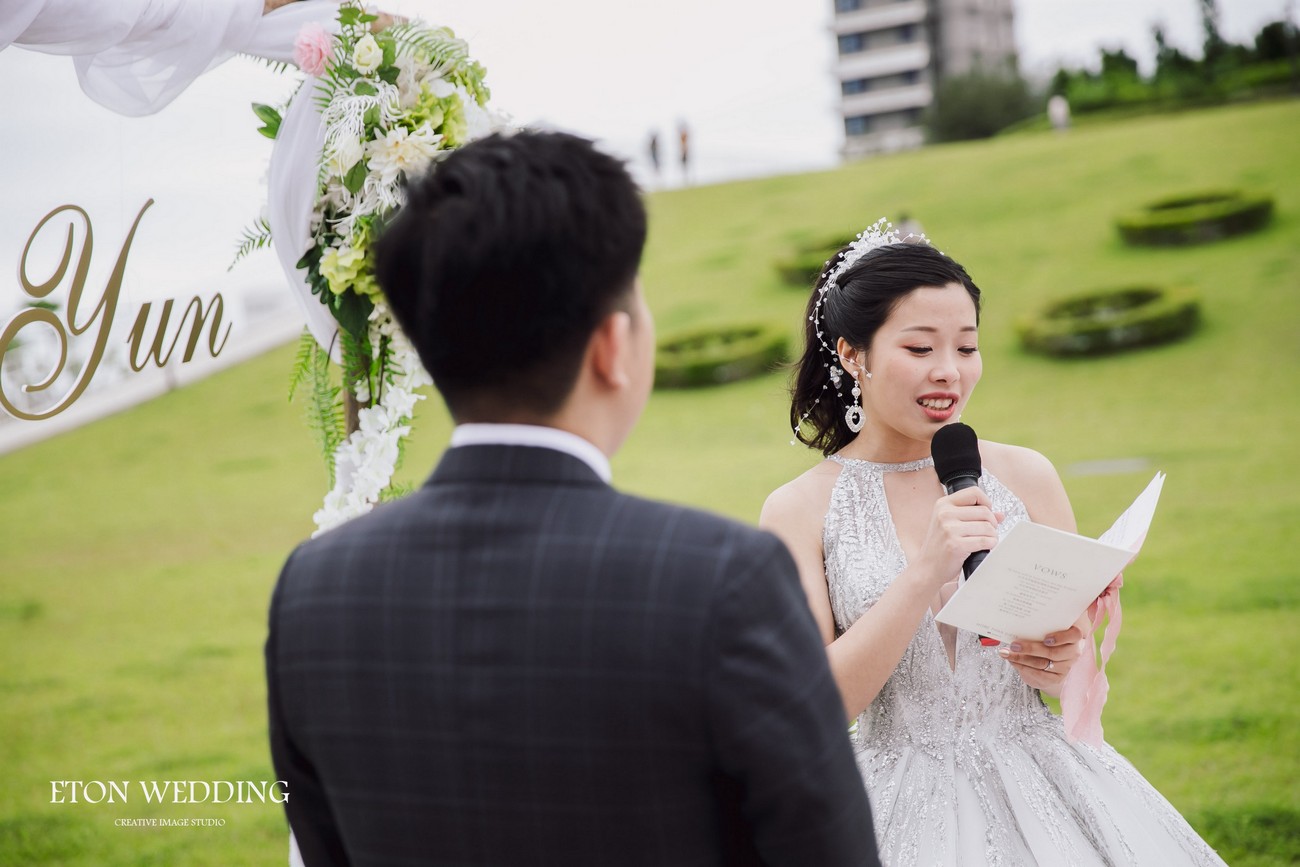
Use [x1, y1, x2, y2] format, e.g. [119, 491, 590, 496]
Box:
[760, 226, 1226, 865]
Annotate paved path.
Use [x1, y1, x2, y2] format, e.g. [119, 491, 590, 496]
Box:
[0, 310, 303, 457]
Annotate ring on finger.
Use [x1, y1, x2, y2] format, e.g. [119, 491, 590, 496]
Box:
[1043, 659, 1055, 672]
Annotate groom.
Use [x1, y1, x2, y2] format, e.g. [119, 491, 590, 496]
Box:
[266, 131, 879, 866]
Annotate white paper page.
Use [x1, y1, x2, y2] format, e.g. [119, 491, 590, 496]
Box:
[934, 522, 1134, 642]
[935, 472, 1165, 643]
[1098, 471, 1166, 551]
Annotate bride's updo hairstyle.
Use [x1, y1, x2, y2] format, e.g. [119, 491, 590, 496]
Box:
[790, 241, 981, 456]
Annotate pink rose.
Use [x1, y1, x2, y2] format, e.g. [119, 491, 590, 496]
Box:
[293, 23, 334, 77]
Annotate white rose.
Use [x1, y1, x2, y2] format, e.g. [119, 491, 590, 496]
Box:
[425, 76, 456, 99]
[352, 34, 383, 74]
[322, 181, 348, 210]
[459, 91, 493, 141]
[326, 135, 364, 177]
[393, 55, 421, 108]
[365, 126, 443, 186]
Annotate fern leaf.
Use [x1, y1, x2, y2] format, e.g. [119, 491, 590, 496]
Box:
[387, 24, 489, 104]
[288, 329, 317, 402]
[310, 344, 346, 486]
[339, 328, 374, 402]
[228, 216, 274, 271]
[241, 54, 293, 75]
[287, 334, 346, 486]
[380, 482, 414, 503]
[391, 24, 467, 65]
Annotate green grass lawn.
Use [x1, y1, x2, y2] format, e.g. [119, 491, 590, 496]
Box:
[2, 99, 1298, 864]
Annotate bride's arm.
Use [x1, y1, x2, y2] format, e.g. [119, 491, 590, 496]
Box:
[761, 471, 1000, 720]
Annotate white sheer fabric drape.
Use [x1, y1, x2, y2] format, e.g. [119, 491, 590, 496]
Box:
[6, 0, 337, 113]
[267, 72, 342, 355]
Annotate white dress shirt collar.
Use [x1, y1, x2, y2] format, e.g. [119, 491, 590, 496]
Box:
[449, 423, 612, 483]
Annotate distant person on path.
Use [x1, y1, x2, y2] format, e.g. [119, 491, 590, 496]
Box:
[678, 120, 691, 185]
[646, 128, 661, 183]
[895, 212, 924, 240]
[267, 130, 882, 867]
[1048, 94, 1071, 132]
[761, 227, 1229, 864]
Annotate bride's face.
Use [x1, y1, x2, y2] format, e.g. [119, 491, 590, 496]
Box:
[850, 282, 982, 444]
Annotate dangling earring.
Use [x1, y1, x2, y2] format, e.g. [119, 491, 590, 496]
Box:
[845, 373, 865, 433]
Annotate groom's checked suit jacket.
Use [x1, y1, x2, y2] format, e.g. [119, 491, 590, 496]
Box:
[267, 443, 879, 866]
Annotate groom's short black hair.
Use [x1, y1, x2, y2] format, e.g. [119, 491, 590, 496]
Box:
[374, 130, 648, 421]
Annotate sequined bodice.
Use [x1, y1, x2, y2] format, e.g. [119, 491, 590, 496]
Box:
[821, 457, 1228, 866]
[822, 456, 1056, 755]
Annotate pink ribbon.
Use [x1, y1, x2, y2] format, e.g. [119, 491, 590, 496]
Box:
[1060, 572, 1124, 747]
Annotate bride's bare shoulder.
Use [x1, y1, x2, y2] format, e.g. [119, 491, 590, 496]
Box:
[980, 440, 1057, 483]
[761, 459, 843, 534]
[979, 440, 1075, 531]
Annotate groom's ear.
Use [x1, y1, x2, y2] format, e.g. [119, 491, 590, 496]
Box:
[587, 308, 634, 391]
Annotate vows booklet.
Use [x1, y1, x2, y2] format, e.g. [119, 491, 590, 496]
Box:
[935, 473, 1166, 643]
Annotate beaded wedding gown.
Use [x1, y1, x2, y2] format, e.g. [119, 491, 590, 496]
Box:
[823, 455, 1226, 866]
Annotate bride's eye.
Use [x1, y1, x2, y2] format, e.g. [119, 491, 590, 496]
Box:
[906, 346, 931, 355]
[959, 347, 979, 356]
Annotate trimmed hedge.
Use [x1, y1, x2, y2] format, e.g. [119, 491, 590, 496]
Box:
[774, 236, 855, 287]
[1116, 190, 1273, 246]
[655, 322, 789, 389]
[1018, 286, 1200, 357]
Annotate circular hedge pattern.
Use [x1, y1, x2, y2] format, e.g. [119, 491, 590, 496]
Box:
[774, 236, 855, 287]
[1116, 190, 1273, 246]
[655, 323, 789, 389]
[1017, 286, 1200, 357]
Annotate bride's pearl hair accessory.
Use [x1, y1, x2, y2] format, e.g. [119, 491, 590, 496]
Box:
[791, 218, 927, 444]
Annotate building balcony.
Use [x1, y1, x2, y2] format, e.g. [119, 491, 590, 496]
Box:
[843, 125, 926, 158]
[833, 0, 928, 35]
[834, 42, 930, 80]
[839, 83, 932, 118]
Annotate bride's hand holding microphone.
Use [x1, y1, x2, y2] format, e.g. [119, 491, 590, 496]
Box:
[908, 486, 1004, 598]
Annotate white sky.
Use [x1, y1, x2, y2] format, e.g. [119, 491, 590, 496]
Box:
[0, 0, 1289, 322]
[3, 0, 1286, 187]
[387, 0, 1289, 179]
[378, 0, 1290, 183]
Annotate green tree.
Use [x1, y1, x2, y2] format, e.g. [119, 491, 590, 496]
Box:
[1091, 48, 1148, 107]
[1099, 47, 1140, 79]
[1254, 20, 1294, 62]
[1049, 68, 1072, 97]
[925, 71, 1037, 142]
[1153, 25, 1198, 79]
[1152, 23, 1205, 102]
[1200, 0, 1228, 76]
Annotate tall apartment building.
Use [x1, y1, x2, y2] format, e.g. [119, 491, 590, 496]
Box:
[833, 0, 1017, 156]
